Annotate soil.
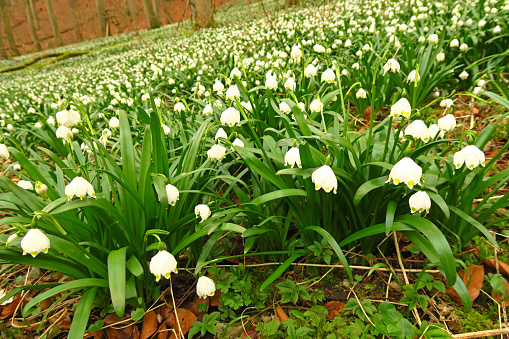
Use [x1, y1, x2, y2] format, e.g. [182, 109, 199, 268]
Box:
[1, 0, 233, 56]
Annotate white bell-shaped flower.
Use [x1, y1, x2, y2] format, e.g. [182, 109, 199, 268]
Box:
[383, 58, 401, 75]
[174, 102, 186, 112]
[437, 114, 456, 131]
[265, 76, 278, 90]
[440, 99, 454, 108]
[195, 204, 212, 222]
[47, 116, 55, 126]
[109, 117, 119, 128]
[231, 138, 244, 150]
[459, 71, 469, 80]
[404, 120, 429, 142]
[166, 184, 179, 206]
[215, 128, 228, 141]
[56, 126, 73, 143]
[454, 145, 486, 170]
[291, 46, 302, 59]
[436, 52, 445, 62]
[304, 64, 317, 77]
[6, 233, 18, 245]
[150, 250, 177, 282]
[312, 165, 337, 194]
[207, 144, 226, 161]
[220, 107, 240, 127]
[225, 85, 240, 100]
[310, 99, 324, 113]
[406, 70, 421, 83]
[197, 276, 216, 298]
[56, 109, 81, 127]
[428, 124, 445, 139]
[203, 104, 213, 115]
[321, 68, 336, 83]
[21, 229, 50, 257]
[450, 39, 459, 47]
[284, 77, 296, 91]
[284, 147, 302, 168]
[65, 176, 96, 200]
[17, 180, 33, 190]
[279, 102, 291, 114]
[0, 144, 9, 159]
[230, 67, 242, 78]
[427, 34, 439, 44]
[162, 124, 171, 135]
[386, 157, 422, 189]
[390, 98, 411, 118]
[35, 181, 48, 195]
[356, 88, 367, 99]
[213, 80, 224, 92]
[409, 191, 431, 214]
[459, 43, 468, 52]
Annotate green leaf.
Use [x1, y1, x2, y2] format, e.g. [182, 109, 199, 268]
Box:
[68, 287, 98, 339]
[260, 252, 304, 291]
[385, 200, 397, 235]
[448, 205, 497, 246]
[250, 189, 306, 206]
[108, 247, 127, 317]
[131, 307, 145, 321]
[353, 176, 388, 206]
[126, 255, 144, 277]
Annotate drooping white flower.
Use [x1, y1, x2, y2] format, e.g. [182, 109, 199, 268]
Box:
[356, 88, 367, 99]
[386, 157, 422, 189]
[383, 58, 401, 75]
[440, 99, 454, 108]
[0, 144, 9, 159]
[109, 117, 120, 128]
[21, 229, 50, 258]
[154, 97, 161, 108]
[321, 68, 336, 83]
[195, 204, 211, 222]
[12, 164, 21, 171]
[17, 180, 33, 190]
[313, 44, 326, 53]
[494, 25, 502, 34]
[230, 67, 242, 78]
[220, 107, 240, 127]
[409, 191, 431, 214]
[428, 124, 445, 139]
[404, 120, 429, 142]
[459, 43, 468, 52]
[304, 64, 317, 77]
[203, 104, 213, 115]
[150, 250, 177, 282]
[162, 124, 171, 135]
[213, 80, 224, 93]
[240, 101, 252, 112]
[174, 102, 186, 112]
[215, 128, 228, 140]
[34, 122, 43, 129]
[56, 109, 81, 127]
[56, 126, 73, 143]
[284, 147, 302, 168]
[436, 52, 445, 62]
[352, 62, 360, 70]
[406, 70, 421, 83]
[279, 102, 291, 114]
[291, 46, 302, 59]
[390, 98, 412, 118]
[231, 138, 244, 150]
[459, 71, 469, 80]
[35, 181, 48, 195]
[310, 99, 324, 113]
[427, 33, 439, 44]
[265, 76, 278, 90]
[454, 145, 486, 170]
[207, 144, 226, 161]
[197, 276, 216, 298]
[225, 85, 240, 100]
[284, 77, 296, 91]
[166, 184, 179, 206]
[65, 176, 96, 200]
[6, 233, 18, 245]
[477, 79, 486, 87]
[437, 114, 456, 131]
[450, 39, 459, 47]
[312, 165, 337, 193]
[473, 87, 483, 95]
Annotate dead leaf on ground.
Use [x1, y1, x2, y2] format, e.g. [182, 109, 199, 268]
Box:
[160, 305, 172, 319]
[84, 330, 107, 339]
[0, 297, 23, 319]
[156, 322, 168, 339]
[141, 311, 158, 339]
[103, 313, 124, 324]
[484, 258, 509, 276]
[105, 324, 140, 339]
[240, 328, 259, 338]
[493, 282, 509, 307]
[166, 308, 197, 339]
[324, 301, 344, 318]
[183, 293, 209, 318]
[210, 290, 221, 307]
[363, 106, 372, 122]
[275, 304, 289, 321]
[446, 264, 484, 304]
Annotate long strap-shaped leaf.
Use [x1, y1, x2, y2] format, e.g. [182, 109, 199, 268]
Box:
[68, 287, 98, 339]
[108, 247, 128, 317]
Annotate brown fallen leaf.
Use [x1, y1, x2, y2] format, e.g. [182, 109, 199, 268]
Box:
[141, 311, 158, 339]
[446, 264, 485, 304]
[84, 330, 107, 339]
[364, 106, 372, 122]
[484, 259, 509, 277]
[166, 308, 197, 339]
[105, 324, 140, 339]
[275, 304, 289, 321]
[183, 293, 209, 318]
[493, 282, 509, 307]
[156, 322, 169, 339]
[324, 301, 344, 318]
[160, 305, 172, 319]
[103, 313, 124, 325]
[0, 297, 23, 319]
[240, 328, 259, 338]
[210, 290, 222, 307]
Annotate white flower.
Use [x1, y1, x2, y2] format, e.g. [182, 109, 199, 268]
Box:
[203, 104, 213, 115]
[220, 107, 240, 127]
[284, 77, 296, 91]
[454, 145, 485, 170]
[230, 67, 242, 78]
[7, 124, 13, 131]
[207, 144, 226, 161]
[174, 102, 186, 112]
[154, 98, 161, 108]
[284, 147, 302, 168]
[65, 176, 96, 200]
[215, 128, 228, 140]
[494, 25, 502, 34]
[478, 19, 487, 27]
[313, 44, 326, 53]
[265, 76, 278, 90]
[34, 122, 43, 129]
[304, 64, 317, 77]
[28, 107, 36, 114]
[312, 165, 337, 193]
[194, 204, 211, 222]
[17, 180, 33, 190]
[6, 233, 18, 245]
[409, 191, 431, 213]
[450, 39, 459, 47]
[241, 101, 252, 112]
[386, 157, 422, 189]
[0, 144, 9, 159]
[405, 120, 429, 142]
[406, 70, 421, 83]
[21, 229, 50, 258]
[428, 34, 439, 44]
[383, 58, 401, 75]
[162, 124, 171, 135]
[459, 71, 469, 80]
[166, 184, 179, 206]
[225, 85, 240, 100]
[56, 109, 81, 127]
[428, 124, 445, 139]
[13, 164, 21, 171]
[477, 79, 486, 87]
[291, 46, 302, 59]
[390, 98, 412, 118]
[213, 80, 224, 93]
[418, 36, 426, 43]
[473, 87, 483, 95]
[459, 43, 468, 52]
[197, 276, 216, 298]
[150, 250, 177, 282]
[440, 99, 454, 108]
[232, 138, 244, 150]
[56, 125, 73, 142]
[109, 117, 119, 128]
[279, 102, 291, 114]
[356, 88, 367, 99]
[321, 68, 336, 83]
[35, 181, 48, 195]
[436, 52, 445, 62]
[352, 62, 360, 70]
[310, 99, 324, 112]
[46, 116, 55, 126]
[437, 114, 456, 131]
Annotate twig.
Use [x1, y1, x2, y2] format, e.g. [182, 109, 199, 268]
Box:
[452, 326, 509, 338]
[348, 286, 375, 327]
[37, 308, 67, 339]
[169, 274, 184, 339]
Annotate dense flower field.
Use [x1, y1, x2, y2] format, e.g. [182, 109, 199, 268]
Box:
[0, 0, 508, 337]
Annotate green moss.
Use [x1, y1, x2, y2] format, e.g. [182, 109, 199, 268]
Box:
[456, 308, 496, 338]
